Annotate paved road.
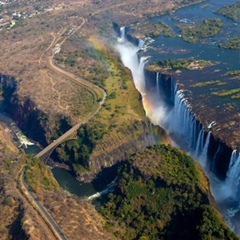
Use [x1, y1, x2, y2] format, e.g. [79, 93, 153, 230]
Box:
[36, 83, 106, 159]
[33, 15, 108, 239]
[35, 122, 81, 158]
[36, 17, 107, 159]
[20, 168, 68, 240]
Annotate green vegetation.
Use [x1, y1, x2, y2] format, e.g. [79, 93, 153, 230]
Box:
[54, 37, 146, 174]
[215, 2, 240, 21]
[148, 58, 212, 71]
[212, 88, 240, 99]
[219, 35, 240, 50]
[191, 80, 226, 87]
[99, 145, 238, 240]
[133, 21, 176, 38]
[57, 119, 108, 171]
[232, 93, 240, 99]
[55, 36, 110, 88]
[25, 156, 59, 193]
[225, 70, 240, 76]
[178, 18, 223, 43]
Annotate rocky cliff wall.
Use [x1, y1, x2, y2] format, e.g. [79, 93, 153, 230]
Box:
[78, 119, 169, 182]
[144, 69, 233, 180]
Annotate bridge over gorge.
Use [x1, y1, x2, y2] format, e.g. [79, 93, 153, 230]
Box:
[35, 122, 82, 162]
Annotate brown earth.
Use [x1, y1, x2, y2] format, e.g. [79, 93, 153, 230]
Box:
[0, 0, 208, 239]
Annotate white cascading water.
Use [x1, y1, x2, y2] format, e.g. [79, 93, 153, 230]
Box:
[115, 27, 240, 235]
[212, 150, 240, 235]
[167, 88, 199, 151]
[0, 113, 34, 148]
[156, 72, 160, 94]
[199, 131, 211, 168]
[195, 128, 204, 158]
[223, 150, 240, 201]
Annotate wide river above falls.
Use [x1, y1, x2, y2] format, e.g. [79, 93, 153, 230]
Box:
[139, 0, 240, 149]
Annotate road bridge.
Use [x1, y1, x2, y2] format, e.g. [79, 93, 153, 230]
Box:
[35, 122, 81, 161]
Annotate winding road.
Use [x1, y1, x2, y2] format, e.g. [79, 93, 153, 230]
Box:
[24, 3, 133, 236]
[19, 168, 68, 240]
[36, 17, 107, 159]
[23, 16, 107, 240]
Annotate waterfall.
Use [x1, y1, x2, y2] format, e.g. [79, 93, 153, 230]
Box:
[120, 26, 125, 38]
[199, 131, 211, 168]
[136, 57, 147, 92]
[195, 128, 204, 158]
[118, 26, 126, 43]
[156, 72, 159, 94]
[168, 90, 197, 149]
[212, 149, 240, 235]
[114, 28, 240, 235]
[225, 150, 240, 201]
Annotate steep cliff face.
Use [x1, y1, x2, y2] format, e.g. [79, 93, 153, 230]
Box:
[144, 69, 235, 180]
[78, 119, 169, 182]
[0, 74, 71, 147]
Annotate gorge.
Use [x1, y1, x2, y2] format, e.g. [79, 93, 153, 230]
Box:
[0, 0, 239, 238]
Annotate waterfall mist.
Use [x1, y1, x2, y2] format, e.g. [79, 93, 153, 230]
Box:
[115, 32, 168, 127]
[115, 27, 240, 235]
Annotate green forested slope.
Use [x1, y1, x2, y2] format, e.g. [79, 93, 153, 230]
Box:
[99, 145, 238, 240]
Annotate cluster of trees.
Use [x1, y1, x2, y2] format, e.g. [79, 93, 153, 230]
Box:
[215, 2, 240, 22]
[139, 21, 176, 38]
[178, 18, 223, 43]
[55, 42, 109, 88]
[56, 120, 108, 172]
[212, 88, 240, 99]
[25, 156, 59, 193]
[156, 58, 210, 70]
[219, 35, 240, 50]
[99, 145, 238, 240]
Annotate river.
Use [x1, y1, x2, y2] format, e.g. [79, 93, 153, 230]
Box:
[0, 0, 239, 234]
[144, 0, 240, 111]
[0, 100, 103, 200]
[116, 0, 240, 235]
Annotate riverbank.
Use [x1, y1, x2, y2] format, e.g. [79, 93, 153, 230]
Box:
[135, 0, 240, 150]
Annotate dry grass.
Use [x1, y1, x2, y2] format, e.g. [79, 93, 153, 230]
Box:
[41, 189, 116, 240]
[0, 0, 193, 125]
[0, 0, 208, 239]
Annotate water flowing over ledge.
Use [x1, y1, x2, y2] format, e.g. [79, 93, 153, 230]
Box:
[115, 25, 240, 235]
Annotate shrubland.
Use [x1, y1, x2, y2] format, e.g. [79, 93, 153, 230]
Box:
[99, 144, 238, 240]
